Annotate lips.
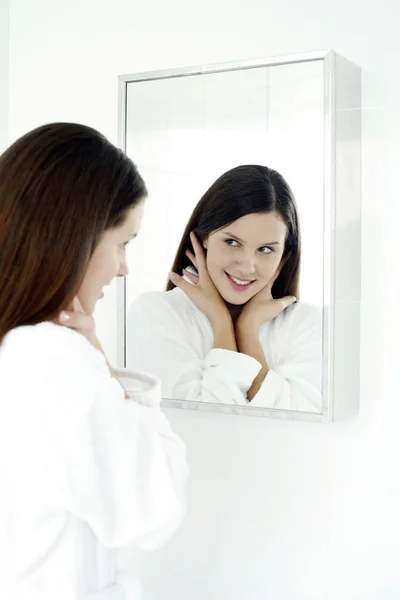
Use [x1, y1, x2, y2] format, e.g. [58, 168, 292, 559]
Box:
[225, 272, 256, 292]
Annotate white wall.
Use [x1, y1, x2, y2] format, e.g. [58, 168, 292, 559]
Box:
[7, 0, 400, 598]
[0, 0, 9, 153]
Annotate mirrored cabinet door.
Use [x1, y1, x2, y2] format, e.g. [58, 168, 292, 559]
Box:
[116, 51, 361, 422]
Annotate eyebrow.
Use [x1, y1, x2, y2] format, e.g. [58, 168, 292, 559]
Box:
[222, 232, 282, 246]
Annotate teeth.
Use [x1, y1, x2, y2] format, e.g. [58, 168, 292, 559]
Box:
[230, 275, 252, 286]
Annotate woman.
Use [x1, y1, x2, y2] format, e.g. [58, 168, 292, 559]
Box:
[0, 123, 188, 599]
[127, 165, 322, 412]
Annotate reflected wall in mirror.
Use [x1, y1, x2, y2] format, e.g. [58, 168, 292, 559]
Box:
[118, 50, 361, 422]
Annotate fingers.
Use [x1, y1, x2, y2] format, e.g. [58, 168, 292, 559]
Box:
[183, 268, 199, 285]
[185, 249, 199, 271]
[280, 295, 297, 309]
[189, 232, 207, 271]
[58, 310, 94, 332]
[58, 296, 94, 332]
[168, 271, 197, 296]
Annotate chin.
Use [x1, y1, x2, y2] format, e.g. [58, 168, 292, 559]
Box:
[220, 290, 251, 306]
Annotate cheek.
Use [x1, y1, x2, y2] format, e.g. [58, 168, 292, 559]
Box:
[92, 249, 119, 284]
[107, 251, 121, 279]
[207, 246, 234, 271]
[258, 255, 282, 279]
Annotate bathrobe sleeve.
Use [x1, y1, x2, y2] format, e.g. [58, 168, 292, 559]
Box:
[252, 303, 323, 412]
[47, 329, 189, 551]
[127, 292, 262, 405]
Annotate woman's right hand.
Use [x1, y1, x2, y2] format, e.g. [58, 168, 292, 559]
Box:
[58, 297, 128, 396]
[58, 296, 97, 346]
[169, 231, 230, 326]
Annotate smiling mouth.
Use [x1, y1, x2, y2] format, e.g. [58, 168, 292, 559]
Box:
[225, 272, 256, 291]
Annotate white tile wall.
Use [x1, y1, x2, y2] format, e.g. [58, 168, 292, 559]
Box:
[4, 0, 400, 597]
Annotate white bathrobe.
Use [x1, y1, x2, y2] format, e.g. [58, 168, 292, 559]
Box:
[0, 322, 188, 600]
[127, 288, 323, 412]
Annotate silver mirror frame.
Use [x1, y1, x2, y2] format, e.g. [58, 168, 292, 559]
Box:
[117, 49, 361, 423]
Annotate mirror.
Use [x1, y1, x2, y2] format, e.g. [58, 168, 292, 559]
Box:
[118, 51, 361, 422]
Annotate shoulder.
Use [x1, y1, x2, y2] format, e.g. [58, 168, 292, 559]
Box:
[1, 321, 107, 374]
[0, 323, 115, 423]
[286, 301, 322, 323]
[267, 301, 323, 336]
[128, 288, 197, 321]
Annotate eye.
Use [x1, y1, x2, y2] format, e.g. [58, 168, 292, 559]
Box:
[259, 246, 273, 254]
[224, 239, 240, 248]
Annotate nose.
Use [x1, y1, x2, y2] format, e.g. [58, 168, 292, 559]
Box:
[236, 252, 257, 277]
[118, 257, 129, 278]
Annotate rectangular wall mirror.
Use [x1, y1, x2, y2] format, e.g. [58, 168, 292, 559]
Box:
[117, 50, 361, 422]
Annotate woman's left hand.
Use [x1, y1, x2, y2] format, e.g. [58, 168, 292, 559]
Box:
[237, 279, 296, 333]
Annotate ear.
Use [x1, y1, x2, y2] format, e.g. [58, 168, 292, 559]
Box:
[202, 237, 208, 249]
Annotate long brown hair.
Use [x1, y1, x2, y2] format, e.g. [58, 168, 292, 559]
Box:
[0, 122, 147, 342]
[167, 165, 301, 299]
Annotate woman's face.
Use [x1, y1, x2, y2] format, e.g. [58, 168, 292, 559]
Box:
[203, 211, 287, 305]
[78, 202, 144, 314]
